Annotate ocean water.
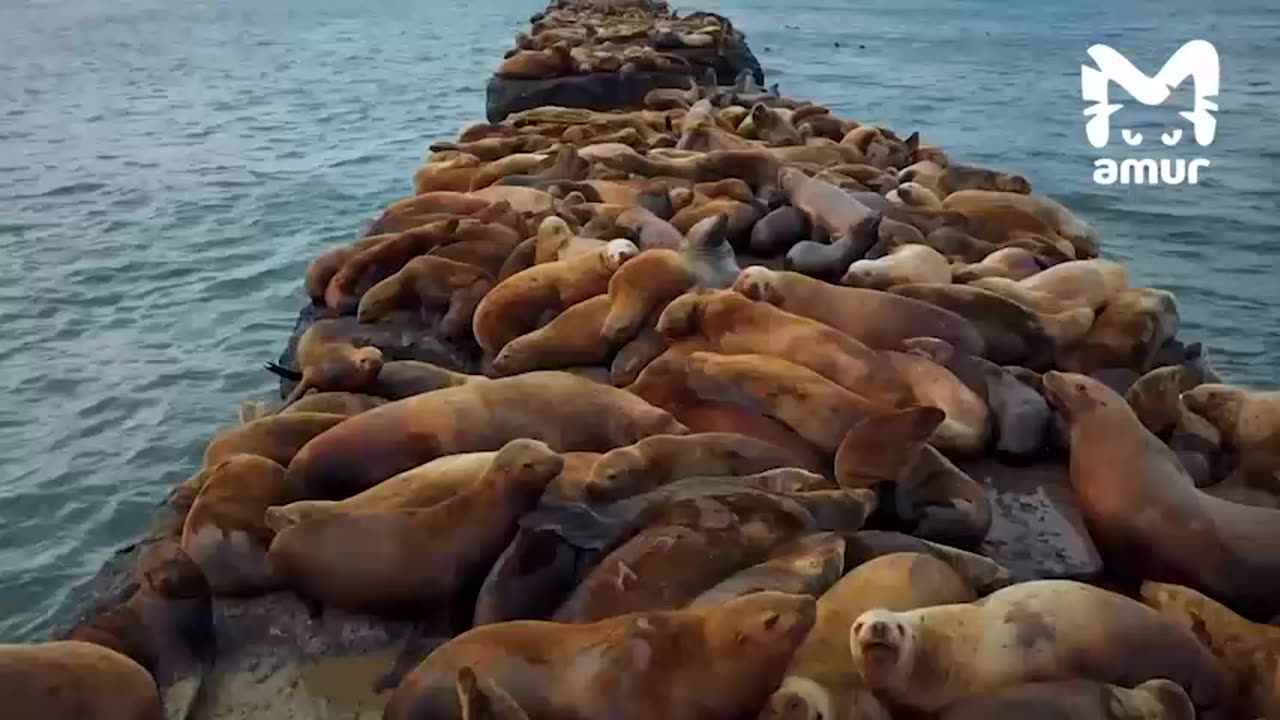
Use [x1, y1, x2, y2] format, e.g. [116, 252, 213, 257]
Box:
[0, 0, 1276, 640]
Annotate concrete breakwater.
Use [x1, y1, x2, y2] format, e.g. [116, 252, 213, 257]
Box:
[13, 1, 1278, 719]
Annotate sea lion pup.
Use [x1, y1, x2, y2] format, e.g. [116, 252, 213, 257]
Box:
[849, 579, 1235, 719]
[202, 412, 346, 469]
[750, 205, 809, 255]
[355, 255, 494, 336]
[732, 267, 985, 356]
[841, 243, 950, 290]
[689, 532, 846, 608]
[532, 216, 603, 264]
[553, 493, 815, 622]
[278, 321, 384, 406]
[586, 432, 827, 503]
[1182, 383, 1280, 458]
[489, 296, 616, 376]
[682, 351, 892, 455]
[385, 591, 816, 720]
[280, 391, 386, 416]
[1142, 581, 1280, 720]
[951, 246, 1046, 282]
[471, 238, 639, 356]
[1058, 288, 1178, 373]
[0, 641, 165, 720]
[286, 371, 687, 497]
[942, 189, 1096, 258]
[656, 289, 913, 406]
[599, 249, 695, 344]
[181, 454, 302, 595]
[1044, 371, 1280, 617]
[680, 213, 741, 289]
[269, 439, 563, 615]
[937, 679, 1195, 720]
[760, 552, 977, 720]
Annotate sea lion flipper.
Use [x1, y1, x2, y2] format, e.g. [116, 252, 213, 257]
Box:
[264, 361, 303, 381]
[456, 666, 530, 720]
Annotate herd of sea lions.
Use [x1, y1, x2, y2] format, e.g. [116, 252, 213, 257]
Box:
[8, 1, 1280, 719]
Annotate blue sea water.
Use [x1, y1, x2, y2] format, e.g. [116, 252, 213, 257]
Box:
[0, 0, 1276, 640]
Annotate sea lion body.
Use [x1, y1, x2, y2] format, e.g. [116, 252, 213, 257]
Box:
[689, 532, 845, 607]
[281, 322, 385, 404]
[203, 412, 346, 469]
[600, 249, 695, 343]
[1183, 383, 1280, 459]
[490, 296, 616, 376]
[841, 243, 950, 290]
[355, 256, 494, 337]
[680, 214, 742, 289]
[938, 680, 1194, 720]
[749, 205, 809, 255]
[0, 641, 164, 720]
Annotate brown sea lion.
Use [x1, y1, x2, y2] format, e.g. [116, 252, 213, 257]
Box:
[0, 641, 165, 720]
[203, 412, 346, 469]
[367, 359, 476, 400]
[495, 44, 575, 79]
[671, 198, 762, 249]
[942, 190, 1097, 258]
[760, 552, 977, 720]
[385, 591, 816, 720]
[655, 289, 912, 406]
[279, 321, 384, 405]
[785, 215, 882, 281]
[428, 136, 555, 163]
[586, 432, 827, 503]
[426, 219, 525, 278]
[600, 249, 695, 344]
[610, 324, 669, 386]
[732, 266, 985, 356]
[325, 219, 461, 310]
[463, 152, 554, 191]
[895, 181, 943, 208]
[938, 680, 1194, 720]
[834, 406, 946, 490]
[472, 238, 639, 355]
[614, 204, 684, 250]
[286, 371, 686, 497]
[303, 233, 388, 304]
[887, 283, 1060, 366]
[355, 256, 494, 338]
[1142, 580, 1280, 720]
[496, 236, 537, 281]
[269, 439, 564, 614]
[490, 296, 616, 376]
[411, 154, 484, 194]
[1044, 371, 1280, 617]
[689, 532, 846, 608]
[885, 348, 991, 456]
[1059, 288, 1178, 373]
[1182, 383, 1280, 459]
[850, 579, 1235, 718]
[1126, 354, 1215, 437]
[454, 666, 530, 720]
[280, 391, 387, 417]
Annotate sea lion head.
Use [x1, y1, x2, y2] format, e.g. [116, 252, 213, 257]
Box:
[1126, 679, 1195, 720]
[685, 213, 730, 252]
[716, 591, 817, 651]
[538, 215, 575, 256]
[835, 405, 947, 488]
[777, 167, 808, 196]
[849, 609, 914, 690]
[655, 292, 705, 338]
[840, 259, 897, 290]
[487, 438, 564, 495]
[757, 676, 833, 720]
[1042, 371, 1117, 422]
[585, 445, 648, 503]
[1180, 384, 1246, 439]
[603, 238, 640, 270]
[352, 345, 386, 383]
[896, 181, 942, 209]
[731, 265, 781, 305]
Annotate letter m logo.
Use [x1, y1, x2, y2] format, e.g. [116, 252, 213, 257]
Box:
[1081, 40, 1220, 149]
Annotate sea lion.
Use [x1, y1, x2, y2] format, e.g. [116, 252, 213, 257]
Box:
[412, 154, 484, 194]
[1182, 383, 1280, 459]
[895, 181, 943, 209]
[325, 219, 461, 310]
[749, 205, 809, 255]
[942, 190, 1093, 257]
[385, 592, 816, 720]
[468, 185, 555, 217]
[930, 162, 1033, 196]
[304, 233, 388, 304]
[748, 103, 803, 146]
[355, 256, 494, 337]
[1059, 288, 1179, 373]
[610, 325, 669, 386]
[279, 391, 387, 417]
[759, 552, 977, 720]
[689, 532, 846, 608]
[269, 439, 563, 614]
[841, 243, 950, 289]
[1015, 257, 1128, 309]
[888, 282, 1061, 366]
[885, 349, 990, 455]
[655, 289, 913, 406]
[785, 215, 881, 281]
[490, 296, 616, 376]
[494, 44, 574, 79]
[779, 167, 878, 239]
[553, 492, 813, 622]
[1125, 353, 1215, 437]
[366, 359, 476, 400]
[1142, 580, 1280, 720]
[533, 216, 604, 265]
[180, 454, 301, 595]
[1043, 371, 1280, 617]
[849, 579, 1235, 718]
[454, 666, 529, 720]
[427, 221, 524, 278]
[951, 246, 1045, 282]
[732, 266, 985, 356]
[600, 249, 695, 343]
[203, 412, 346, 469]
[938, 680, 1194, 720]
[286, 371, 686, 497]
[0, 641, 165, 720]
[586, 432, 827, 503]
[834, 406, 946, 490]
[428, 136, 555, 163]
[279, 321, 384, 405]
[472, 238, 639, 355]
[680, 213, 741, 289]
[841, 530, 1013, 592]
[895, 445, 992, 544]
[464, 152, 554, 191]
[497, 236, 537, 281]
[670, 198, 762, 249]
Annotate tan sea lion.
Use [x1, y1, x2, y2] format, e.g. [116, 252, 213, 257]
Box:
[614, 205, 683, 250]
[586, 432, 827, 503]
[849, 579, 1235, 718]
[1043, 371, 1280, 617]
[942, 190, 1097, 258]
[203, 412, 346, 469]
[269, 439, 564, 614]
[1142, 580, 1280, 720]
[303, 233, 388, 304]
[429, 136, 555, 163]
[1059, 288, 1178, 373]
[1182, 383, 1280, 459]
[779, 167, 877, 240]
[1018, 257, 1128, 308]
[655, 289, 913, 406]
[490, 296, 616, 376]
[834, 406, 946, 489]
[468, 185, 555, 217]
[0, 641, 165, 720]
[325, 219, 461, 310]
[553, 493, 813, 622]
[279, 321, 384, 405]
[731, 266, 985, 356]
[938, 680, 1194, 720]
[600, 249, 695, 343]
[759, 552, 977, 720]
[366, 359, 476, 400]
[355, 256, 494, 337]
[279, 391, 387, 416]
[934, 162, 1033, 196]
[181, 454, 300, 595]
[532, 216, 604, 264]
[689, 532, 846, 608]
[680, 213, 742, 289]
[411, 154, 484, 194]
[426, 220, 525, 279]
[885, 349, 990, 455]
[748, 103, 803, 146]
[472, 238, 639, 355]
[464, 152, 554, 191]
[494, 44, 574, 79]
[950, 246, 1045, 282]
[1126, 355, 1215, 437]
[895, 181, 943, 208]
[286, 371, 686, 497]
[385, 591, 816, 720]
[841, 243, 951, 290]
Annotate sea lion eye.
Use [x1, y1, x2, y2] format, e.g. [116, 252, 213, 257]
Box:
[763, 611, 779, 630]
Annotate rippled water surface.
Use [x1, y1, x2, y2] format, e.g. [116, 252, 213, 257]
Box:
[1, 0, 1277, 639]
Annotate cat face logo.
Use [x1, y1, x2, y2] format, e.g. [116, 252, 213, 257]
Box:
[1081, 40, 1219, 149]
